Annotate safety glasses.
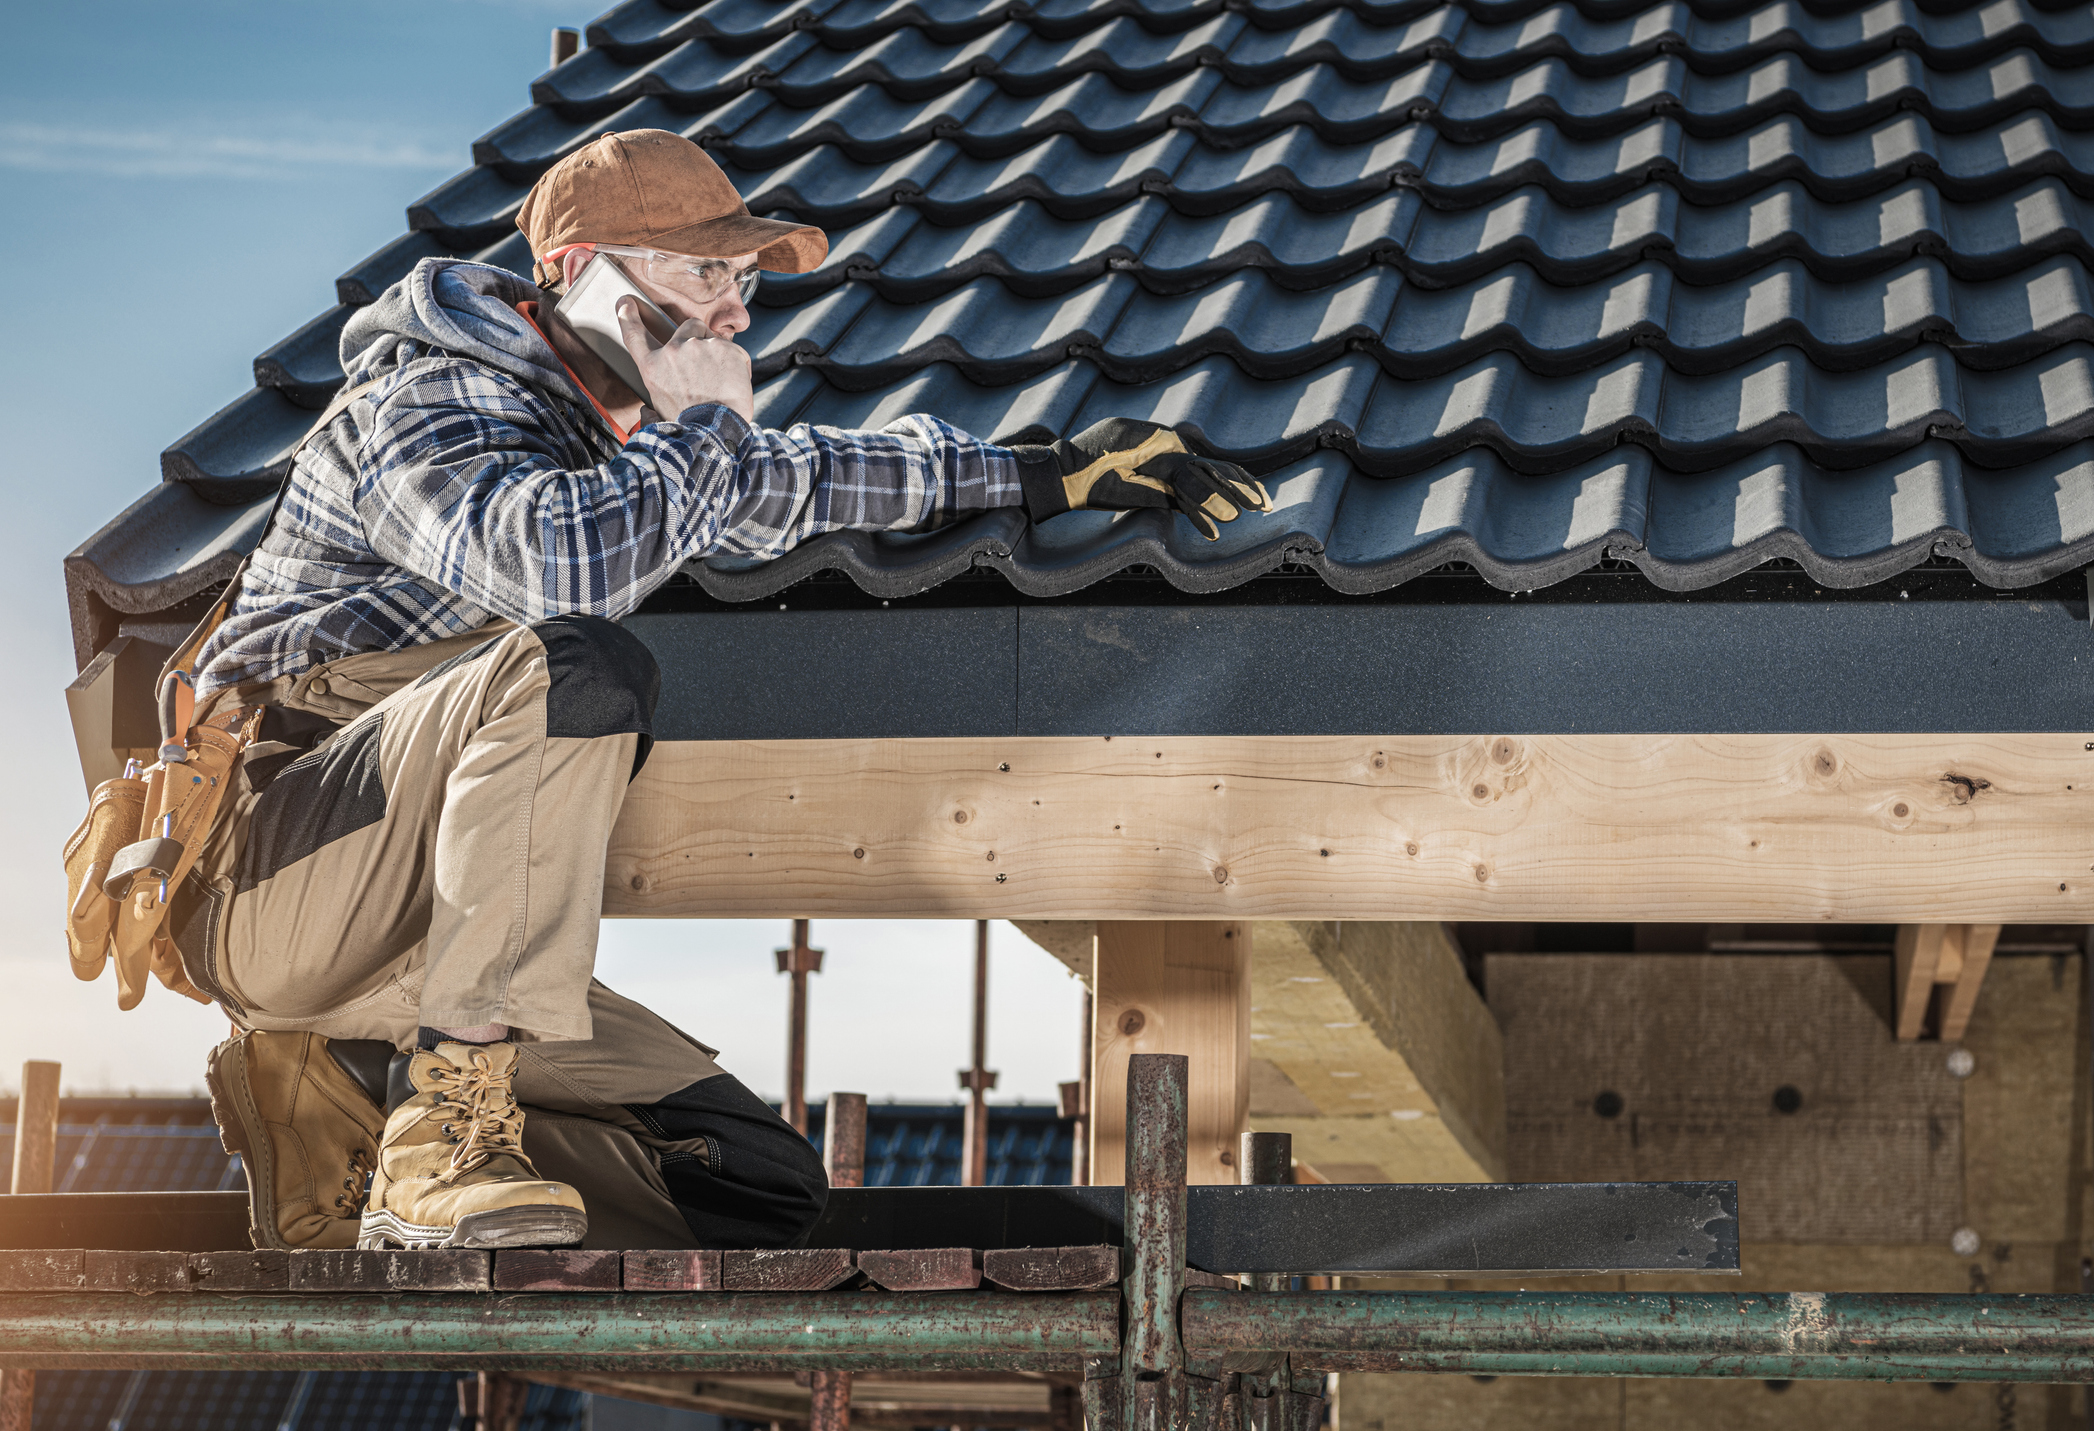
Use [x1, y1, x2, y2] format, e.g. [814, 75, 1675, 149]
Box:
[559, 243, 763, 307]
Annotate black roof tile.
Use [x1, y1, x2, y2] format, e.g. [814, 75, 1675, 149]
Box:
[535, 29, 818, 115]
[692, 437, 2094, 600]
[66, 484, 273, 618]
[586, 0, 2094, 69]
[158, 386, 317, 503]
[748, 340, 2094, 474]
[587, 0, 845, 61]
[253, 305, 353, 409]
[752, 253, 2094, 387]
[67, 0, 2094, 662]
[334, 230, 455, 306]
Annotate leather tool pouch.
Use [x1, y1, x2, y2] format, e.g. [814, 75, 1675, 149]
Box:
[64, 711, 258, 1010]
[61, 376, 384, 1012]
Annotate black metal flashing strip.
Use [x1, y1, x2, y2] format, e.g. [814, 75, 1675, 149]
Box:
[630, 585, 2094, 738]
[0, 1181, 1736, 1275]
[808, 1181, 1738, 1276]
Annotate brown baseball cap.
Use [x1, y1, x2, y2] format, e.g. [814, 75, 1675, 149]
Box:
[517, 129, 827, 287]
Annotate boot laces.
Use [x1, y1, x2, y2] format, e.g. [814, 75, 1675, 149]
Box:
[426, 1049, 525, 1178]
[334, 1148, 373, 1213]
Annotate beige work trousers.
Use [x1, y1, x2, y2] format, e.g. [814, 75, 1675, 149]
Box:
[210, 615, 654, 1042]
[171, 616, 828, 1250]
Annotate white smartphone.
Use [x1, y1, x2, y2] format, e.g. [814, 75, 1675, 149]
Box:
[552, 254, 682, 407]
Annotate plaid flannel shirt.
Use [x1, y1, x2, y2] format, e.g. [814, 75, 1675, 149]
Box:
[195, 337, 1023, 701]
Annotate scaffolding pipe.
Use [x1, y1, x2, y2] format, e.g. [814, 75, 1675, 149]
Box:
[1180, 1290, 2094, 1382]
[960, 920, 997, 1187]
[815, 1092, 868, 1431]
[776, 921, 824, 1136]
[0, 1291, 1120, 1373]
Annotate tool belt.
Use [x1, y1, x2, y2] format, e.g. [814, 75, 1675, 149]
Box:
[62, 377, 382, 1011]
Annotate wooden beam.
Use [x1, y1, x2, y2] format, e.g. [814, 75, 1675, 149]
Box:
[1893, 924, 1947, 1040]
[1248, 923, 1506, 1183]
[1937, 923, 2001, 1043]
[1894, 923, 2005, 1041]
[604, 735, 2094, 921]
[1010, 922, 1096, 985]
[1088, 922, 1248, 1186]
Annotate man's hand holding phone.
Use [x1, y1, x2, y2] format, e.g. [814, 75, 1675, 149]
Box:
[615, 297, 755, 423]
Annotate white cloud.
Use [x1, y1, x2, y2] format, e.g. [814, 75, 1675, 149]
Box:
[0, 121, 457, 181]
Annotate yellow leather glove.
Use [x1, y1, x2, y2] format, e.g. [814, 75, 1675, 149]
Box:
[1012, 419, 1274, 541]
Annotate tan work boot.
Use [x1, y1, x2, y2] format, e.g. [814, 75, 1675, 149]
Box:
[359, 1041, 587, 1249]
[205, 1030, 385, 1250]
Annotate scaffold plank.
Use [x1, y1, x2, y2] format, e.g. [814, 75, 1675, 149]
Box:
[723, 1249, 858, 1292]
[287, 1249, 491, 1293]
[982, 1248, 1120, 1293]
[623, 1250, 723, 1292]
[0, 1251, 80, 1292]
[494, 1250, 622, 1292]
[85, 1251, 189, 1293]
[858, 1249, 982, 1292]
[189, 1250, 287, 1292]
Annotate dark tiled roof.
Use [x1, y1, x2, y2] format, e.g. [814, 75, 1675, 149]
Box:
[806, 1100, 1077, 1184]
[63, 0, 2094, 661]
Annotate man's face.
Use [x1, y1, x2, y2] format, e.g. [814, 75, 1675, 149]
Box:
[566, 246, 760, 338]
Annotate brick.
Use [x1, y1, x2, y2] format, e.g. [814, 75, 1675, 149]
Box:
[189, 1250, 289, 1291]
[493, 1249, 621, 1291]
[287, 1249, 491, 1293]
[982, 1246, 1121, 1292]
[721, 1248, 856, 1291]
[623, 1249, 723, 1291]
[0, 1250, 83, 1292]
[84, 1250, 192, 1292]
[856, 1247, 981, 1291]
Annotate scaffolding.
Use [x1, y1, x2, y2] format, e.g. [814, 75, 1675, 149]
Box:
[4, 1053, 2091, 1430]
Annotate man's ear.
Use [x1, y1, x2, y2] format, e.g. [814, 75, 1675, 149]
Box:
[560, 248, 596, 291]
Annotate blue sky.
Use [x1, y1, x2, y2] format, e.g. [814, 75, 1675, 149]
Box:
[0, 0, 1085, 1099]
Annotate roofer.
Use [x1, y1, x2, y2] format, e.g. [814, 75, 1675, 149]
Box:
[64, 129, 1269, 1254]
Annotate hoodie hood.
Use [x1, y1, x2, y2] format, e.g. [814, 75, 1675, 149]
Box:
[339, 258, 588, 407]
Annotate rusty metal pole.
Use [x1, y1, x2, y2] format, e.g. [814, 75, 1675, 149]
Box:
[1119, 1053, 1199, 1431]
[1236, 1131, 1326, 1431]
[549, 27, 579, 66]
[824, 1093, 867, 1190]
[811, 1092, 866, 1431]
[960, 920, 998, 1186]
[2, 1060, 59, 1431]
[776, 921, 824, 1136]
[809, 1371, 852, 1431]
